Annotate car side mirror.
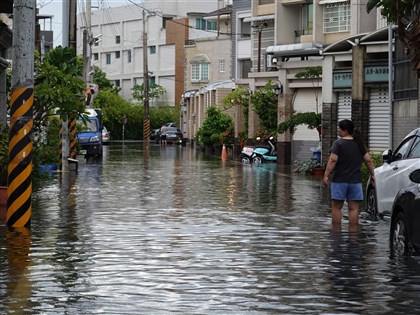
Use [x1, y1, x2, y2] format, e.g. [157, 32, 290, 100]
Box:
[382, 149, 393, 163]
[409, 169, 420, 184]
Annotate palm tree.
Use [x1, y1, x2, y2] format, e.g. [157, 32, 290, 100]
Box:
[367, 0, 420, 75]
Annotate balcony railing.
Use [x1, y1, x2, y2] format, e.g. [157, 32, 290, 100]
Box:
[294, 29, 313, 37]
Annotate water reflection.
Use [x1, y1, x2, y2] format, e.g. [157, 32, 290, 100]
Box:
[0, 143, 420, 313]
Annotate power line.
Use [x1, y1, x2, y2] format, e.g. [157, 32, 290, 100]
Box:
[126, 0, 247, 37]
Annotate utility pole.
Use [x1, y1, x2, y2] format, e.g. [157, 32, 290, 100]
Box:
[61, 0, 77, 171]
[7, 0, 36, 227]
[143, 9, 150, 142]
[83, 0, 92, 83]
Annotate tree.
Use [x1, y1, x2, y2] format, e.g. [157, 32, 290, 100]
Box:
[221, 86, 250, 139]
[294, 66, 322, 114]
[90, 65, 121, 93]
[34, 47, 86, 138]
[367, 0, 420, 75]
[249, 80, 278, 135]
[131, 83, 167, 105]
[277, 67, 323, 142]
[197, 107, 234, 148]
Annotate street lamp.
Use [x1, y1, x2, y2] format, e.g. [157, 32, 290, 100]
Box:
[274, 80, 283, 96]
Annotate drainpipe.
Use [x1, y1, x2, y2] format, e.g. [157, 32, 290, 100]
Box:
[388, 23, 393, 149]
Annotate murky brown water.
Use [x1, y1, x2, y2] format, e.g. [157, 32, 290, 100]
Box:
[1, 143, 420, 314]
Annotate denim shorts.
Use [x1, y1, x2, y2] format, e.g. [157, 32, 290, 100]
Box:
[330, 182, 363, 201]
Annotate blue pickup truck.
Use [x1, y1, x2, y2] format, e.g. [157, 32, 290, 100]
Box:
[76, 109, 103, 157]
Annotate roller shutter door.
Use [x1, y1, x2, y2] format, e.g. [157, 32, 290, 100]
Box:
[293, 89, 321, 141]
[369, 87, 389, 153]
[337, 92, 352, 122]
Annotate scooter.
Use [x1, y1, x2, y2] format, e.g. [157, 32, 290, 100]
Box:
[250, 136, 277, 165]
[239, 144, 255, 164]
[239, 136, 277, 165]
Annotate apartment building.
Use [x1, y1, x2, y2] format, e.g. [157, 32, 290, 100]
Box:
[77, 0, 228, 105]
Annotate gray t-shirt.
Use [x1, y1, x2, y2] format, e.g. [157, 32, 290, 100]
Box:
[330, 138, 367, 183]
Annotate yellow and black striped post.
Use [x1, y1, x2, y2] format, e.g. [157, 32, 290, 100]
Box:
[7, 87, 34, 227]
[59, 125, 63, 170]
[68, 118, 77, 159]
[143, 119, 151, 141]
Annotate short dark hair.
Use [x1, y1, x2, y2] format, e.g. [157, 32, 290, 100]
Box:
[338, 119, 354, 134]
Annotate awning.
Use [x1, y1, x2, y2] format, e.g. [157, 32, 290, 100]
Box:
[190, 54, 210, 64]
[243, 14, 275, 23]
[182, 90, 198, 98]
[319, 0, 348, 5]
[266, 42, 323, 58]
[322, 33, 368, 54]
[199, 80, 236, 94]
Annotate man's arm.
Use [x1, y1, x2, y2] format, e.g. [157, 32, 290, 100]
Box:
[323, 153, 338, 186]
[363, 152, 376, 182]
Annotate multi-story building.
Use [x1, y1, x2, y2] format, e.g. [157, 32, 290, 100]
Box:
[181, 5, 235, 140]
[77, 1, 227, 105]
[242, 0, 392, 164]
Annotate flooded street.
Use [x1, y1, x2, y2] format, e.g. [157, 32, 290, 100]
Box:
[1, 143, 420, 314]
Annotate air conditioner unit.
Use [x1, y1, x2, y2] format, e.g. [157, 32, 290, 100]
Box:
[266, 55, 272, 68]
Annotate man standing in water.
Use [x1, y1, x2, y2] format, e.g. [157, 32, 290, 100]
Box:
[323, 119, 376, 228]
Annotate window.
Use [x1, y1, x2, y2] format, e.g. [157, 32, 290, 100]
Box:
[127, 50, 131, 63]
[150, 46, 156, 54]
[191, 63, 209, 81]
[323, 1, 350, 33]
[302, 3, 313, 35]
[196, 18, 206, 30]
[116, 35, 121, 44]
[240, 18, 251, 38]
[106, 53, 111, 64]
[219, 59, 225, 72]
[115, 51, 120, 59]
[408, 137, 420, 159]
[115, 80, 120, 88]
[207, 21, 217, 31]
[93, 53, 99, 60]
[393, 137, 415, 161]
[162, 16, 173, 29]
[196, 18, 217, 31]
[150, 76, 156, 85]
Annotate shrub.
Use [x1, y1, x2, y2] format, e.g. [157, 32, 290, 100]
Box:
[197, 107, 234, 148]
[294, 157, 326, 174]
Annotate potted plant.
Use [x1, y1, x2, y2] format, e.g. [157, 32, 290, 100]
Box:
[294, 157, 326, 176]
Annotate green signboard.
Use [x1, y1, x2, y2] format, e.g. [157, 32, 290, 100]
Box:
[365, 66, 390, 82]
[333, 72, 352, 88]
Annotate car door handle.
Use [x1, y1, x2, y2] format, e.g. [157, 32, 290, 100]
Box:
[393, 166, 399, 171]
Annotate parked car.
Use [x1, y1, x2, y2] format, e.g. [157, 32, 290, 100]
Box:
[366, 128, 420, 217]
[158, 127, 183, 144]
[150, 128, 160, 140]
[102, 126, 110, 145]
[389, 169, 420, 255]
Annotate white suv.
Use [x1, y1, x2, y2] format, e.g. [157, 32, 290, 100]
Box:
[366, 128, 420, 217]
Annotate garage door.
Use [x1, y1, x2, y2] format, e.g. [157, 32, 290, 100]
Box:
[369, 87, 390, 153]
[293, 89, 321, 141]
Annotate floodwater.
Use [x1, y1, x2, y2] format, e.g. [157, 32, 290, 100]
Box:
[1, 143, 420, 314]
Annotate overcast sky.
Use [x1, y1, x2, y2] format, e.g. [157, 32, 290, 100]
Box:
[38, 0, 132, 47]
